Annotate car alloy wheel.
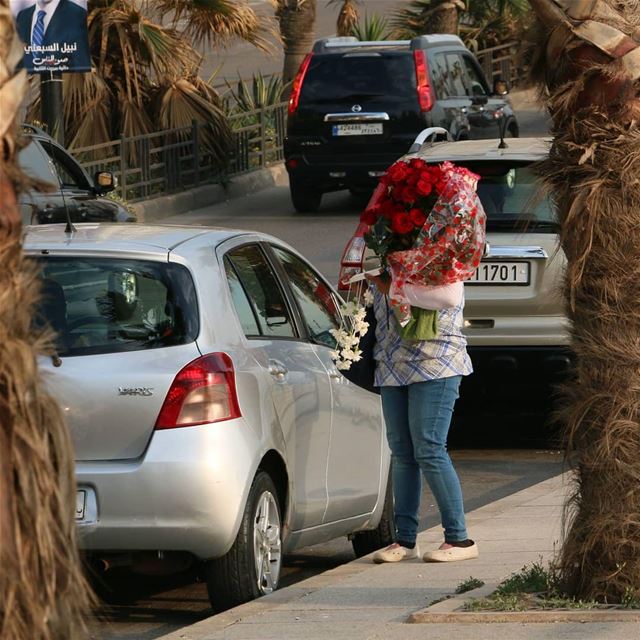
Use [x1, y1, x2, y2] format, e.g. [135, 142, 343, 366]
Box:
[204, 471, 283, 612]
[253, 489, 282, 594]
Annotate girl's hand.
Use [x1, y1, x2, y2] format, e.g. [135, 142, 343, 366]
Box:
[366, 273, 391, 296]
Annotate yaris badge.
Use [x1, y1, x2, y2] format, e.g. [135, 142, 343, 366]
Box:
[351, 104, 362, 112]
[118, 387, 154, 397]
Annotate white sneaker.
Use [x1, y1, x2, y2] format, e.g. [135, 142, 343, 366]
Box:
[422, 541, 479, 563]
[372, 542, 419, 564]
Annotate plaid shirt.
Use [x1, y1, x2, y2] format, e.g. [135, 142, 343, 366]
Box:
[372, 287, 473, 387]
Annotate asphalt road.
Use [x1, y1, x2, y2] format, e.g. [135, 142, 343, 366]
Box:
[91, 449, 565, 640]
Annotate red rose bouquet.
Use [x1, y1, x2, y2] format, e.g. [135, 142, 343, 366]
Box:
[360, 158, 486, 334]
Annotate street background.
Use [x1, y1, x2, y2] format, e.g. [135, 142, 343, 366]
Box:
[84, 7, 559, 637]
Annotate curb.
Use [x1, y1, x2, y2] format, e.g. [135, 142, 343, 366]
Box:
[131, 164, 288, 223]
[155, 558, 375, 640]
[408, 582, 640, 624]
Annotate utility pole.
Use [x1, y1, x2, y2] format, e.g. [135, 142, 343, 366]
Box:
[40, 71, 64, 144]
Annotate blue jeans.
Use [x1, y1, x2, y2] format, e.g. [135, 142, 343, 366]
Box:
[380, 376, 467, 545]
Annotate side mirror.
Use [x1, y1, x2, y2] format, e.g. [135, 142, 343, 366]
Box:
[493, 79, 510, 96]
[94, 171, 116, 194]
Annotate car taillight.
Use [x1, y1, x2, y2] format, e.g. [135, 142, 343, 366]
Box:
[288, 53, 313, 116]
[414, 50, 434, 112]
[341, 235, 366, 265]
[338, 233, 366, 290]
[155, 353, 241, 430]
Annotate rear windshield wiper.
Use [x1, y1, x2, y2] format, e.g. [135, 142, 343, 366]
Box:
[486, 218, 559, 231]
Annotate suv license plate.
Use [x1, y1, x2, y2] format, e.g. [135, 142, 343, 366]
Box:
[470, 261, 530, 285]
[76, 490, 86, 520]
[332, 123, 383, 136]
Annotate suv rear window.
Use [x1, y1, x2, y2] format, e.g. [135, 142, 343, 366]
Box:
[300, 52, 417, 102]
[34, 258, 199, 357]
[455, 162, 557, 232]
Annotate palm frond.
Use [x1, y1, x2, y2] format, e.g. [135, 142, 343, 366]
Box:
[226, 72, 289, 112]
[156, 77, 232, 166]
[351, 13, 393, 41]
[154, 0, 276, 51]
[64, 73, 113, 149]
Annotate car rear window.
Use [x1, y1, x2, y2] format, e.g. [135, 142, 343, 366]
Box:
[34, 257, 199, 357]
[455, 161, 557, 232]
[300, 52, 417, 103]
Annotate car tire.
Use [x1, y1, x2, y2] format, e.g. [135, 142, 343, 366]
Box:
[204, 471, 283, 613]
[351, 474, 395, 558]
[290, 179, 322, 213]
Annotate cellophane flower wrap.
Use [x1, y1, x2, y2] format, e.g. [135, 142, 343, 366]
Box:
[360, 158, 486, 328]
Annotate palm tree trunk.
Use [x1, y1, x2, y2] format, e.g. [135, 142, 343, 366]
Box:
[334, 0, 359, 37]
[0, 2, 93, 637]
[275, 0, 317, 84]
[427, 0, 463, 34]
[526, 0, 640, 602]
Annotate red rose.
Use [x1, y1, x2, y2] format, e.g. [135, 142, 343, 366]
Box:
[416, 177, 433, 197]
[386, 161, 410, 184]
[399, 185, 418, 204]
[409, 208, 427, 227]
[391, 212, 414, 234]
[360, 208, 378, 225]
[409, 157, 426, 170]
[406, 170, 420, 186]
[380, 197, 399, 218]
[382, 200, 404, 220]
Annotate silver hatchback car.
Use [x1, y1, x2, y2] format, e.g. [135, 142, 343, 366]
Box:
[26, 223, 392, 611]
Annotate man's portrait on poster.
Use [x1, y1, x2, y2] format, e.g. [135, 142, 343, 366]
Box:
[11, 0, 91, 74]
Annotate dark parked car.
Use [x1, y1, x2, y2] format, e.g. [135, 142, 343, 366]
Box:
[19, 125, 135, 225]
[284, 34, 519, 212]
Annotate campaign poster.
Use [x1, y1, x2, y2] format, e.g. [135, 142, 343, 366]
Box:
[10, 0, 91, 74]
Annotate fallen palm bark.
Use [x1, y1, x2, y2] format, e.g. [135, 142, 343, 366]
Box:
[0, 2, 93, 638]
[526, 0, 640, 603]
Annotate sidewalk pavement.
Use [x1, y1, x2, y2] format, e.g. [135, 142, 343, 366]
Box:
[157, 474, 639, 640]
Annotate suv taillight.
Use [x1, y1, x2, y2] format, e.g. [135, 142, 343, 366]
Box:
[414, 50, 434, 112]
[288, 53, 313, 116]
[155, 353, 241, 429]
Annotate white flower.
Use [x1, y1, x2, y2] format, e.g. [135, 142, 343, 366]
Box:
[330, 292, 372, 370]
[363, 289, 374, 306]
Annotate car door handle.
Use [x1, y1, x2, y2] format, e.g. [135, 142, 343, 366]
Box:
[465, 319, 495, 329]
[268, 360, 288, 381]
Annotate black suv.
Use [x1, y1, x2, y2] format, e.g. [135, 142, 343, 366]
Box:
[284, 35, 519, 212]
[19, 125, 135, 225]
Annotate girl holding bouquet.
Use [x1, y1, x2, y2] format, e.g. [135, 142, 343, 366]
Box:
[359, 159, 486, 563]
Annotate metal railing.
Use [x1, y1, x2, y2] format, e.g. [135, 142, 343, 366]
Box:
[74, 42, 518, 203]
[74, 103, 288, 203]
[476, 41, 519, 88]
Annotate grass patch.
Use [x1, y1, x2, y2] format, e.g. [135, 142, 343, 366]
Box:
[455, 577, 485, 594]
[462, 562, 640, 612]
